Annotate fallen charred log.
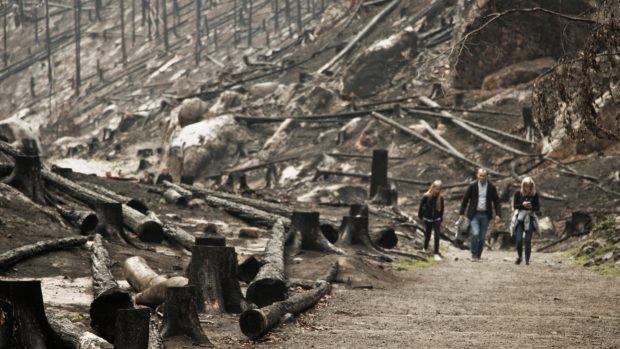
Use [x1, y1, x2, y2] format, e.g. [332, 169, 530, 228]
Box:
[161, 286, 212, 345]
[287, 211, 343, 254]
[94, 202, 125, 242]
[47, 311, 113, 349]
[239, 262, 337, 339]
[162, 188, 188, 207]
[186, 245, 246, 314]
[238, 255, 263, 284]
[81, 181, 149, 214]
[371, 227, 398, 249]
[43, 171, 163, 243]
[0, 236, 88, 271]
[89, 234, 133, 342]
[56, 206, 99, 234]
[123, 256, 188, 307]
[246, 220, 287, 307]
[0, 280, 65, 348]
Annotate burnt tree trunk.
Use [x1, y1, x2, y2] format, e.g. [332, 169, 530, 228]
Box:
[82, 181, 149, 214]
[371, 185, 397, 206]
[56, 206, 99, 234]
[246, 220, 287, 307]
[369, 149, 396, 205]
[94, 202, 125, 241]
[287, 211, 343, 254]
[160, 286, 211, 345]
[0, 236, 88, 271]
[122, 256, 187, 307]
[239, 280, 332, 339]
[114, 308, 163, 349]
[90, 234, 133, 342]
[186, 245, 246, 314]
[337, 216, 374, 248]
[0, 280, 65, 348]
[1, 139, 48, 205]
[47, 311, 113, 349]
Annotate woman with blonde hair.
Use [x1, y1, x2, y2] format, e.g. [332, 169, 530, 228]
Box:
[418, 180, 444, 261]
[511, 176, 540, 265]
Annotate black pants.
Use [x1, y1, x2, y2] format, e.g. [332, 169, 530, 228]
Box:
[424, 221, 441, 254]
[515, 221, 533, 262]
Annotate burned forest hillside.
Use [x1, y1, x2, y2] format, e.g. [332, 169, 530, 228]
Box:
[1, 0, 620, 348]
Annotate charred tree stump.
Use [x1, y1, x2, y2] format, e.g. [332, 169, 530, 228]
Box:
[51, 165, 74, 179]
[246, 220, 287, 307]
[94, 202, 125, 241]
[337, 216, 374, 248]
[180, 175, 194, 185]
[123, 256, 187, 307]
[186, 245, 246, 314]
[0, 236, 88, 271]
[371, 185, 397, 206]
[371, 227, 398, 249]
[195, 234, 226, 246]
[349, 203, 369, 217]
[56, 206, 98, 234]
[114, 308, 150, 349]
[160, 286, 211, 345]
[369, 149, 388, 199]
[238, 255, 262, 284]
[90, 234, 133, 342]
[0, 280, 65, 348]
[287, 211, 343, 254]
[239, 276, 333, 339]
[162, 188, 188, 207]
[48, 310, 113, 348]
[1, 139, 48, 204]
[320, 223, 339, 243]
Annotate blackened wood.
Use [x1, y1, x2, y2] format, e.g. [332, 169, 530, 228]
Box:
[287, 211, 343, 254]
[337, 216, 374, 248]
[320, 223, 338, 243]
[247, 0, 253, 47]
[0, 280, 65, 348]
[370, 185, 397, 206]
[195, 234, 226, 246]
[51, 165, 74, 178]
[47, 312, 113, 349]
[295, 0, 301, 31]
[371, 227, 397, 249]
[246, 220, 287, 307]
[135, 276, 187, 307]
[90, 234, 133, 342]
[162, 0, 169, 51]
[44, 0, 52, 92]
[2, 2, 7, 67]
[0, 236, 87, 271]
[195, 0, 200, 65]
[94, 202, 124, 241]
[81, 181, 149, 214]
[186, 246, 246, 314]
[161, 286, 211, 345]
[369, 149, 388, 199]
[2, 139, 47, 204]
[57, 206, 98, 234]
[131, 0, 136, 44]
[349, 204, 369, 217]
[238, 255, 262, 284]
[162, 188, 187, 207]
[114, 308, 150, 349]
[239, 280, 331, 339]
[180, 175, 194, 185]
[123, 256, 188, 307]
[44, 175, 162, 242]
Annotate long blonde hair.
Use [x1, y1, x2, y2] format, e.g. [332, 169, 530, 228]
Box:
[520, 176, 536, 196]
[424, 180, 443, 211]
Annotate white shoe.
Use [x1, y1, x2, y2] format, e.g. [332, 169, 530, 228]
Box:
[434, 254, 442, 261]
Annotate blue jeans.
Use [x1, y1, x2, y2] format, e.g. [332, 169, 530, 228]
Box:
[470, 212, 489, 258]
[515, 221, 533, 262]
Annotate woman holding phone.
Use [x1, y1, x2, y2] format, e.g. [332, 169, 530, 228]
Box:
[511, 177, 540, 265]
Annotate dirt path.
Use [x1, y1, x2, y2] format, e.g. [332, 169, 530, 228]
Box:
[253, 249, 620, 349]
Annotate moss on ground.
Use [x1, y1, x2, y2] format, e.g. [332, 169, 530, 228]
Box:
[394, 257, 436, 271]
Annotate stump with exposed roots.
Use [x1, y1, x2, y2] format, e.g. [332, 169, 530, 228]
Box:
[160, 286, 212, 345]
[287, 211, 343, 254]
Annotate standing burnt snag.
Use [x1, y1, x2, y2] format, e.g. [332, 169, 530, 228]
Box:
[186, 245, 246, 314]
[1, 139, 48, 204]
[369, 149, 397, 205]
[0, 280, 64, 348]
[114, 308, 151, 349]
[160, 286, 212, 345]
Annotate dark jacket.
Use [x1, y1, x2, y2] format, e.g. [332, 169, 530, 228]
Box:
[418, 194, 444, 222]
[459, 180, 501, 220]
[513, 190, 540, 212]
[156, 173, 173, 185]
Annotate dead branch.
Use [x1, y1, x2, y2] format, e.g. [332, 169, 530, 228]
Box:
[0, 236, 87, 271]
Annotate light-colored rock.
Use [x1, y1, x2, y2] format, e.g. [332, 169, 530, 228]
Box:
[177, 97, 210, 127]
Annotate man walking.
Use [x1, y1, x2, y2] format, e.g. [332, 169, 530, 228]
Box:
[459, 168, 501, 260]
